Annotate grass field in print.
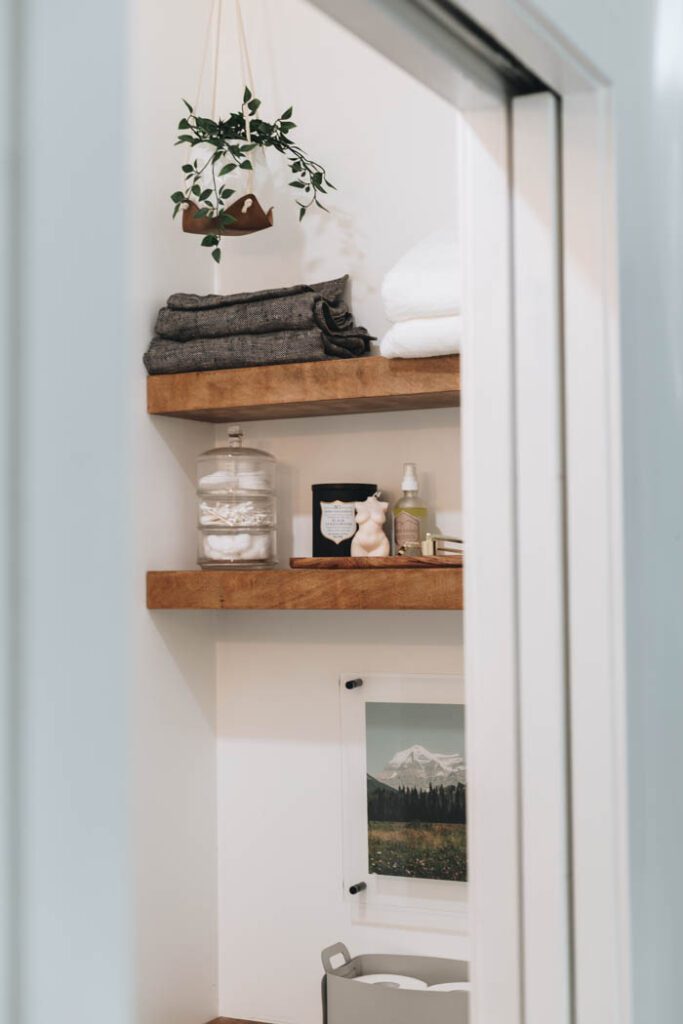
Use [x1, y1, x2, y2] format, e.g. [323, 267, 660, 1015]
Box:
[368, 820, 467, 882]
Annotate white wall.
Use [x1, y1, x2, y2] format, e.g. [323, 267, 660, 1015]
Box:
[128, 0, 221, 1020]
[208, 3, 464, 1021]
[207, 0, 459, 337]
[127, 0, 462, 1020]
[215, 409, 463, 1024]
[217, 614, 465, 1024]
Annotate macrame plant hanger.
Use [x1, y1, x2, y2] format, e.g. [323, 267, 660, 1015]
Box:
[182, 0, 274, 238]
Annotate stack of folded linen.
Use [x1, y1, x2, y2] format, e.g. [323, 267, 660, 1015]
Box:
[379, 231, 461, 359]
[144, 275, 373, 375]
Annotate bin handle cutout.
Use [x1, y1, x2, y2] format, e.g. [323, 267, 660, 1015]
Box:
[321, 942, 352, 973]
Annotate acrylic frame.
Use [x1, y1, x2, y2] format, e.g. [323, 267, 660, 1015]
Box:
[340, 672, 468, 934]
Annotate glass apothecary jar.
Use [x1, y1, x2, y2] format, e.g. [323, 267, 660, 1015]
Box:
[197, 425, 277, 569]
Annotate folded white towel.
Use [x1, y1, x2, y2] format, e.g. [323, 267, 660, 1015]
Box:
[381, 230, 460, 321]
[380, 315, 462, 359]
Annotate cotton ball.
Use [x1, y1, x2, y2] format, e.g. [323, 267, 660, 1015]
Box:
[204, 533, 252, 559]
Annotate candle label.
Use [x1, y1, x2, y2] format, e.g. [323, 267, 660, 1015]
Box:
[320, 500, 357, 544]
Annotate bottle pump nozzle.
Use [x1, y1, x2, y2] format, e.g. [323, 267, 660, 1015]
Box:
[401, 462, 418, 491]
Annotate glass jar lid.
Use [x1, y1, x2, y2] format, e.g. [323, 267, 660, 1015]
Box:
[198, 424, 275, 462]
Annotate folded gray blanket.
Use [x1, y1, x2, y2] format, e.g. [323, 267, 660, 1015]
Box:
[144, 330, 332, 375]
[165, 275, 347, 311]
[156, 290, 356, 342]
[145, 275, 373, 375]
[155, 275, 356, 341]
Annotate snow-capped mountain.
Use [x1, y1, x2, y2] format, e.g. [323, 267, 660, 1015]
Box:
[375, 744, 466, 791]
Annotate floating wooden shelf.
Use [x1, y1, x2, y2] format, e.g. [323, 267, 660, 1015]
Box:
[147, 354, 460, 422]
[147, 567, 463, 611]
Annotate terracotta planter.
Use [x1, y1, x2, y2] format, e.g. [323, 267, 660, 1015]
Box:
[182, 193, 273, 237]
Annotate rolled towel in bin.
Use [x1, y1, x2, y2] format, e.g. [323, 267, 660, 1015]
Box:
[356, 975, 428, 990]
[428, 982, 471, 992]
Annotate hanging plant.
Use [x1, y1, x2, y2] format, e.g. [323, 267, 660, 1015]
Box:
[170, 87, 335, 263]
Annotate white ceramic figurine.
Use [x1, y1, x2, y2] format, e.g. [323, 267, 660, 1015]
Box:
[351, 493, 390, 557]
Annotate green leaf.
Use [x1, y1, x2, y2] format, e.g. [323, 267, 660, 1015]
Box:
[299, 207, 306, 221]
[178, 118, 190, 130]
[177, 134, 194, 144]
[191, 184, 201, 197]
[240, 159, 253, 170]
[280, 121, 296, 132]
[183, 98, 193, 112]
[248, 98, 261, 113]
[241, 142, 257, 152]
[193, 208, 210, 219]
[312, 171, 323, 187]
[172, 203, 180, 219]
[170, 191, 185, 203]
[218, 213, 237, 227]
[182, 164, 194, 174]
[218, 163, 237, 176]
[289, 180, 305, 188]
[281, 106, 293, 120]
[199, 188, 212, 201]
[219, 187, 235, 199]
[243, 85, 252, 103]
[212, 247, 222, 264]
[201, 234, 219, 247]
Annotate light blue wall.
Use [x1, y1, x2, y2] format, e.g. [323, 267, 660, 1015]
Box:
[7, 0, 132, 1021]
[527, 1, 683, 1020]
[0, 0, 19, 1017]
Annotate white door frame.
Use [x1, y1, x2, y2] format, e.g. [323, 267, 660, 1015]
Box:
[458, 99, 522, 1024]
[311, 2, 629, 1023]
[511, 91, 571, 1024]
[458, 12, 629, 1024]
[459, 14, 629, 1024]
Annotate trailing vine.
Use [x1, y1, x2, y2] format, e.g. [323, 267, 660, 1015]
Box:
[171, 88, 335, 262]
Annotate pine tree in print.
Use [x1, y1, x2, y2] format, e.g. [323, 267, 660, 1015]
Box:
[367, 776, 467, 825]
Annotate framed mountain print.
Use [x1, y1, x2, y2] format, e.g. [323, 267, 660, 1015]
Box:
[366, 701, 467, 881]
[340, 673, 467, 933]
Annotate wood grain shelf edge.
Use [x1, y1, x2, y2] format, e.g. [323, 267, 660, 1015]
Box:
[147, 354, 460, 422]
[147, 568, 463, 611]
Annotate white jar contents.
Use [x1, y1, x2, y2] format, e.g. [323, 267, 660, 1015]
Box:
[196, 425, 277, 569]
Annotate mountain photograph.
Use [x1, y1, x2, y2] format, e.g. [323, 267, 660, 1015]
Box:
[365, 703, 467, 883]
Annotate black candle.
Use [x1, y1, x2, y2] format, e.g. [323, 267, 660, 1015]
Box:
[311, 483, 378, 557]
